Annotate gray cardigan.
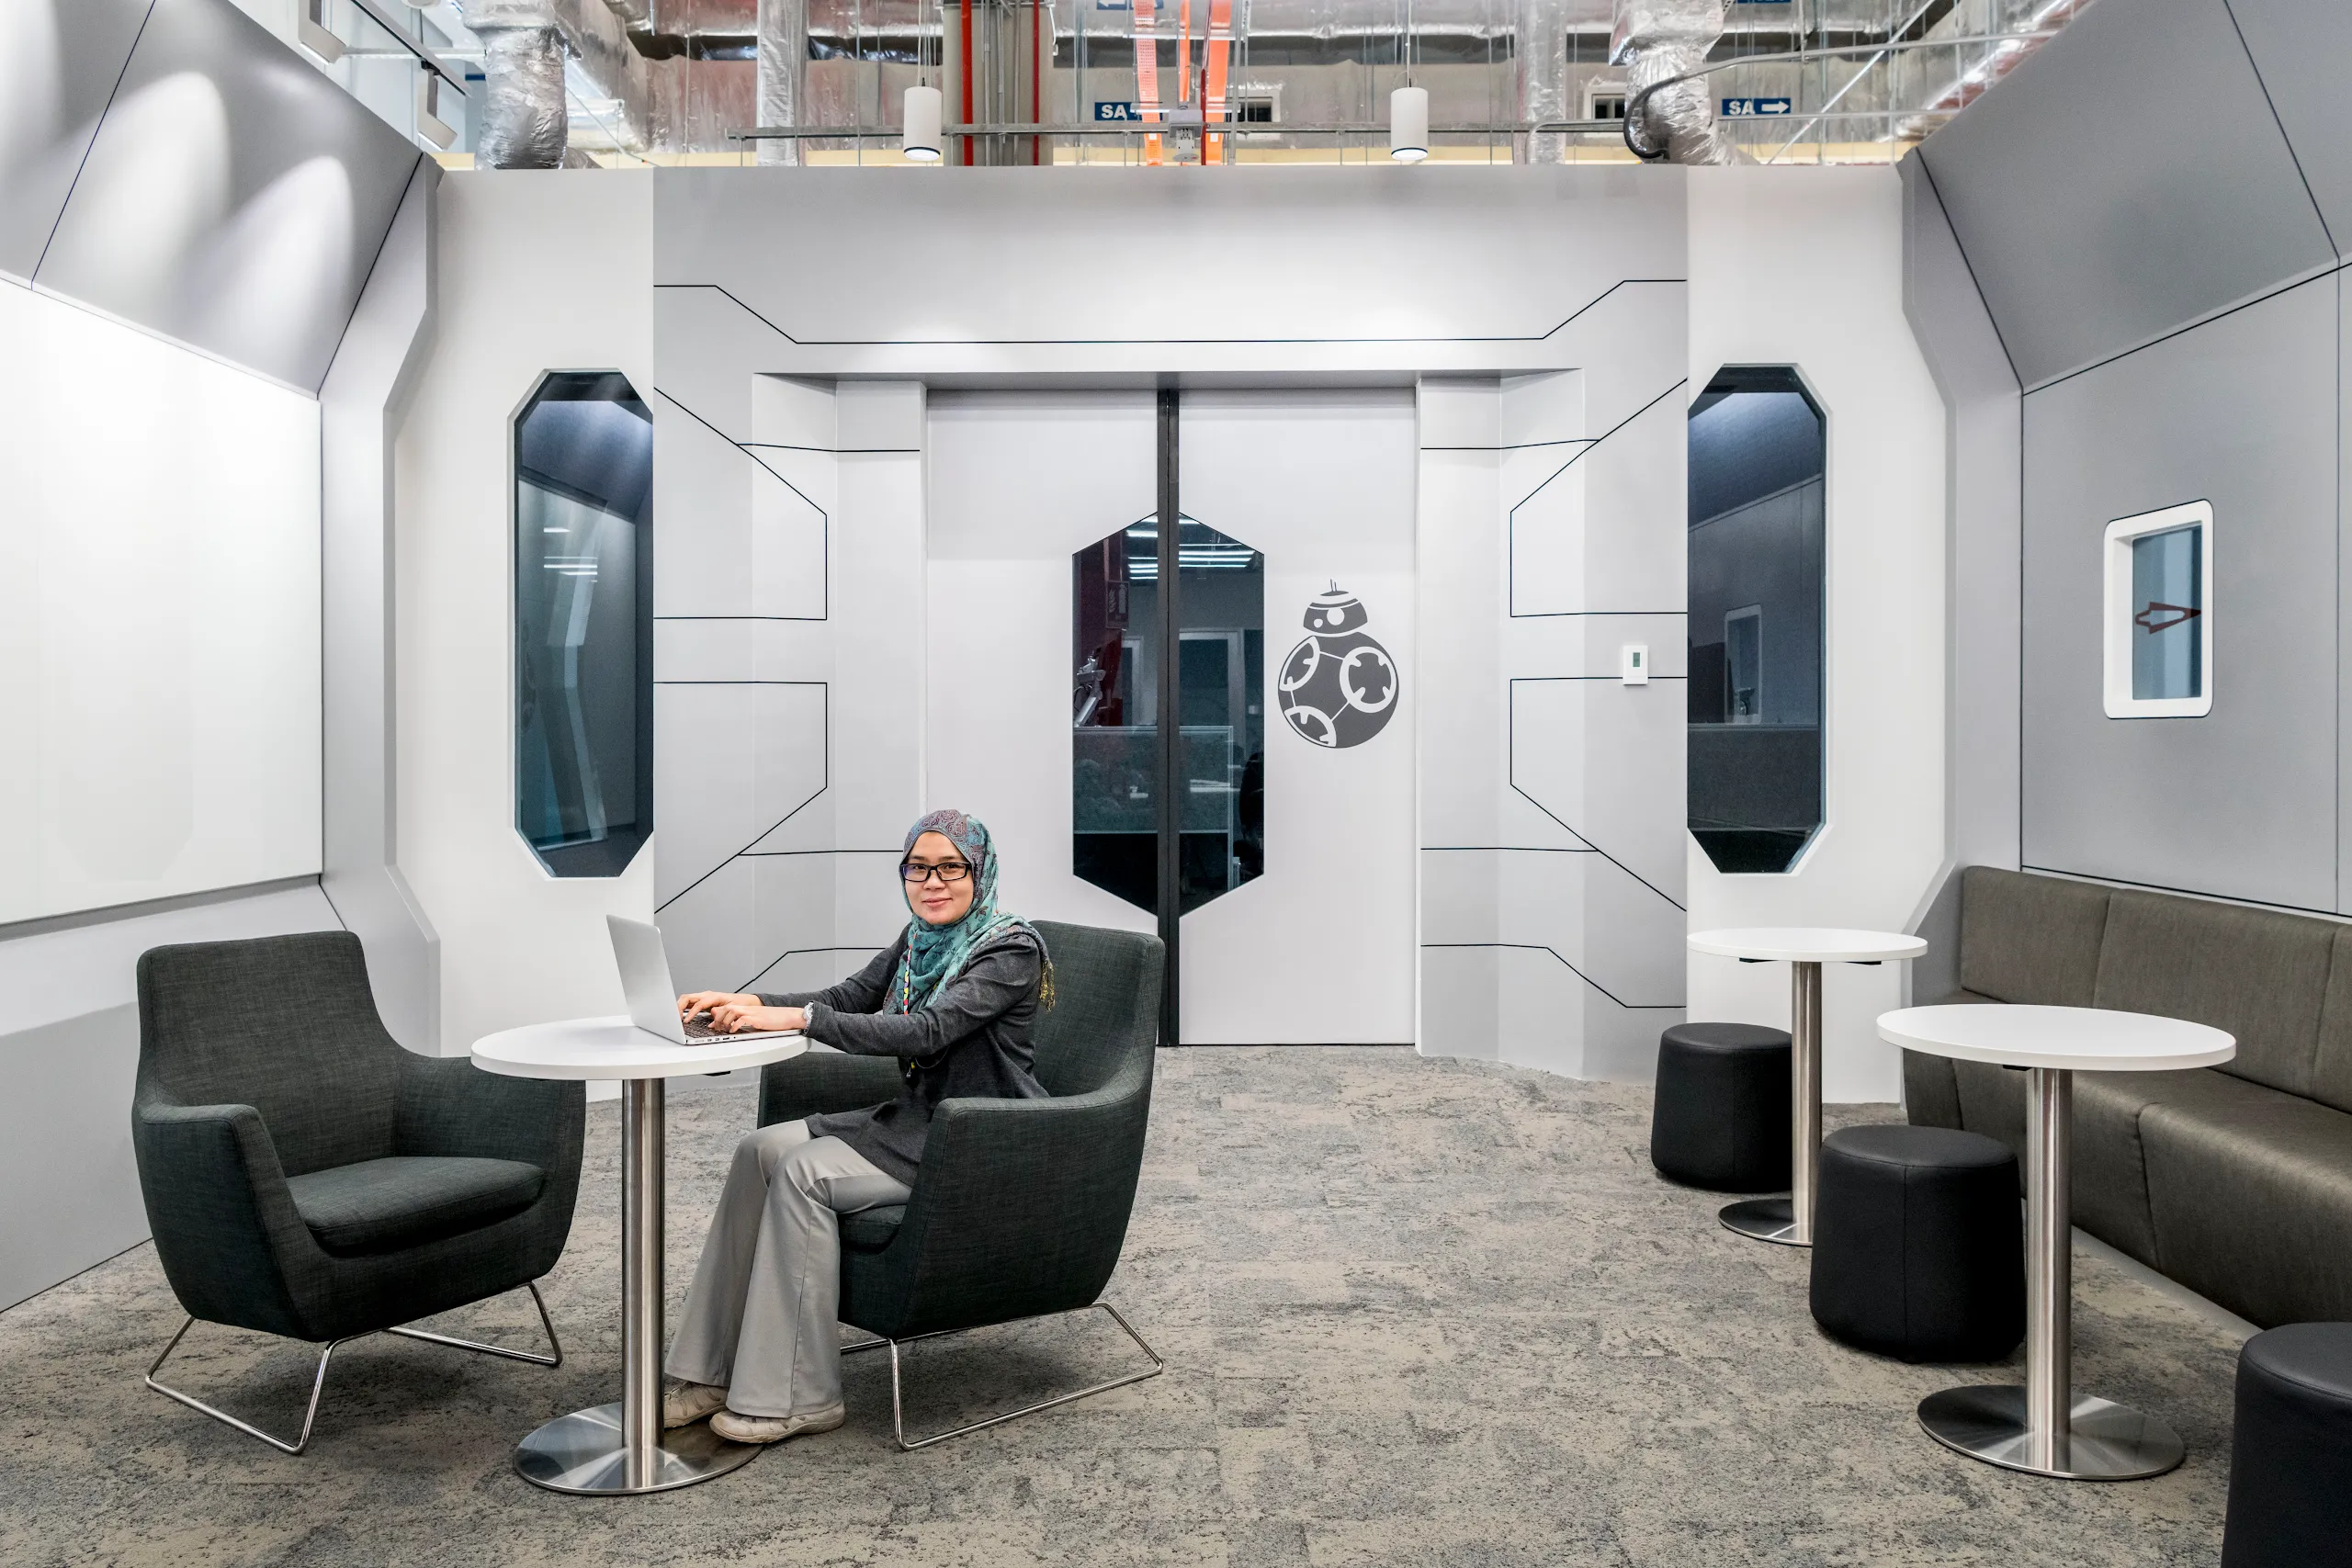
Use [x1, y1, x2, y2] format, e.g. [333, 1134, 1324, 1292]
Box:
[761, 929, 1048, 1185]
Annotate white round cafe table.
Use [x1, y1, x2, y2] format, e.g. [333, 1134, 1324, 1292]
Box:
[1686, 929, 1928, 1247]
[473, 1017, 807, 1495]
[1878, 1004, 2233, 1482]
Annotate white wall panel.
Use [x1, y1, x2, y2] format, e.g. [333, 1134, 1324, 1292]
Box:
[1417, 338, 1690, 1082]
[1685, 166, 1948, 1104]
[0, 283, 322, 924]
[394, 172, 656, 1058]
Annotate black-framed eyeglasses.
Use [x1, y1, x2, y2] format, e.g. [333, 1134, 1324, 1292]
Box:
[900, 861, 974, 884]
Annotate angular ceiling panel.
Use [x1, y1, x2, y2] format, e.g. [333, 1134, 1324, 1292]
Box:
[1917, 0, 2334, 389]
[0, 0, 153, 286]
[33, 0, 420, 391]
[2222, 0, 2352, 258]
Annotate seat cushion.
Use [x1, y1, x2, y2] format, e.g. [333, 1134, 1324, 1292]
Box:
[1810, 1125, 2022, 1363]
[2224, 1325, 2352, 1568]
[1650, 1023, 1792, 1192]
[2141, 1079, 2352, 1327]
[1942, 1059, 2246, 1269]
[839, 1204, 906, 1253]
[287, 1156, 546, 1258]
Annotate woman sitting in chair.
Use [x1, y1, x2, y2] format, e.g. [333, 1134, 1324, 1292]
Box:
[662, 808, 1050, 1445]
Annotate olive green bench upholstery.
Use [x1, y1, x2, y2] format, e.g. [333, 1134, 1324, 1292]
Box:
[1905, 867, 2352, 1328]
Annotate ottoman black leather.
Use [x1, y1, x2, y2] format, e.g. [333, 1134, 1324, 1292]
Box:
[1809, 1125, 2021, 1363]
[1649, 1022, 1792, 1192]
[2224, 1324, 2352, 1568]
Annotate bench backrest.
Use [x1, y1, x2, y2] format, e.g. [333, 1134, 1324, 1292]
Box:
[1958, 867, 2352, 1111]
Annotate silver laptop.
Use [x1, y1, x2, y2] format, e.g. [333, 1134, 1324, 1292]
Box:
[608, 915, 794, 1045]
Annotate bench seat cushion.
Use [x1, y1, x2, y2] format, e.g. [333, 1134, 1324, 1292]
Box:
[2143, 1081, 2352, 1326]
[288, 1156, 546, 1257]
[1934, 1059, 2269, 1270]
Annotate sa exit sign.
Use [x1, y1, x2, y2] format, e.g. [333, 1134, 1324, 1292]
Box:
[1722, 96, 1792, 117]
[1095, 101, 1142, 121]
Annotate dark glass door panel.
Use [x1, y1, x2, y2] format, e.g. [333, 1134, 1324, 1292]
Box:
[1071, 514, 1263, 915]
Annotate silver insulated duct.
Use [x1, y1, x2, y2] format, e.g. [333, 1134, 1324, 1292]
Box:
[1517, 0, 1571, 164]
[757, 0, 806, 166]
[470, 0, 571, 169]
[1611, 0, 1734, 165]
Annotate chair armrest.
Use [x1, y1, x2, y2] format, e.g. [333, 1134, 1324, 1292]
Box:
[759, 1052, 904, 1127]
[396, 1053, 585, 1178]
[876, 1059, 1154, 1334]
[132, 1095, 313, 1337]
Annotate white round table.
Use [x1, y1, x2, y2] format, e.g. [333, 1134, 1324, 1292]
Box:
[473, 1017, 808, 1495]
[1878, 1004, 2234, 1482]
[1686, 929, 1928, 1247]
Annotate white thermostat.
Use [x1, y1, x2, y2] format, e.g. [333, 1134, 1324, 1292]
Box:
[1621, 644, 1649, 685]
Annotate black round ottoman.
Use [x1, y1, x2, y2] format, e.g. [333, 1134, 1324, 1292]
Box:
[1809, 1124, 2022, 1363]
[2224, 1324, 2352, 1568]
[1649, 1022, 1792, 1192]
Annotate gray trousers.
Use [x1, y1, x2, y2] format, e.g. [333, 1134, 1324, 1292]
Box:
[665, 1119, 912, 1418]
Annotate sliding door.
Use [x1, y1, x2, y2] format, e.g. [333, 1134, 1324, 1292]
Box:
[928, 388, 1414, 1043]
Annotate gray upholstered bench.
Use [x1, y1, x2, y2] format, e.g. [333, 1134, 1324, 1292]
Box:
[1905, 867, 2352, 1328]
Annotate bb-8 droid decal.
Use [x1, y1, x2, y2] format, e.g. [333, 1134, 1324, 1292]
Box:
[1279, 583, 1398, 750]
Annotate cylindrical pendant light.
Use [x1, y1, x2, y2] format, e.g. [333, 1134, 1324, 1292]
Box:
[1389, 85, 1429, 163]
[904, 85, 943, 162]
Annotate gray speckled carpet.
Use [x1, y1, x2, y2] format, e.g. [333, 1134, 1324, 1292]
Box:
[0, 1048, 2240, 1566]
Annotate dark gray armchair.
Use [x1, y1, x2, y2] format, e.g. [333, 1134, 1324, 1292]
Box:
[132, 931, 583, 1453]
[758, 919, 1162, 1448]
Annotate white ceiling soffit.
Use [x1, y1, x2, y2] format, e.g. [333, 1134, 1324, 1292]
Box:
[3, 0, 422, 394]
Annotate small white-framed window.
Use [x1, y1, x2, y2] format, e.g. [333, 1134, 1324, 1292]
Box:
[1724, 604, 1763, 724]
[2103, 501, 2211, 719]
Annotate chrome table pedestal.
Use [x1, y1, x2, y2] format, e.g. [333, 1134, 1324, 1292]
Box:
[1719, 959, 1823, 1248]
[514, 1079, 761, 1495]
[1917, 1066, 2184, 1481]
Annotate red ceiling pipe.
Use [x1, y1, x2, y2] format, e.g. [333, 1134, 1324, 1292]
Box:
[960, 0, 975, 164]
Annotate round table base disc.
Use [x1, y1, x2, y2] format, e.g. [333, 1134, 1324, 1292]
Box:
[1719, 1196, 1807, 1247]
[1917, 1385, 2185, 1481]
[514, 1403, 763, 1495]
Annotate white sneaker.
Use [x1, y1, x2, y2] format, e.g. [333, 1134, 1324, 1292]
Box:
[710, 1404, 846, 1445]
[662, 1379, 729, 1429]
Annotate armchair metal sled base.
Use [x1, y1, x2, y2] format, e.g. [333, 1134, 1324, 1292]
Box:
[145, 1280, 563, 1455]
[843, 1302, 1162, 1451]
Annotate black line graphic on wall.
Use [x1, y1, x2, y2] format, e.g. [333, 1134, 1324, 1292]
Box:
[1279, 584, 1398, 749]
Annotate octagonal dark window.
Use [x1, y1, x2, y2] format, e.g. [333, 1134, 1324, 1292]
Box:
[514, 372, 652, 877]
[1073, 514, 1263, 914]
[1687, 367, 1824, 875]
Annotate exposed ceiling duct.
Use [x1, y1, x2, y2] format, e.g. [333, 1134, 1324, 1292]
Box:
[1611, 0, 1733, 164]
[758, 0, 806, 164]
[470, 0, 572, 166]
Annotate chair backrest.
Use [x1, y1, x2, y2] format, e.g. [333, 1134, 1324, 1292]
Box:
[136, 931, 406, 1178]
[1027, 920, 1162, 1098]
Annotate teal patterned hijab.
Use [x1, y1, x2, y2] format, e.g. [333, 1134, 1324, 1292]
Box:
[894, 809, 1046, 1014]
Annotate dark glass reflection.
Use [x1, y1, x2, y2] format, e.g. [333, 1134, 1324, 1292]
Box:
[515, 372, 652, 876]
[1687, 367, 1824, 875]
[1073, 515, 1264, 913]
